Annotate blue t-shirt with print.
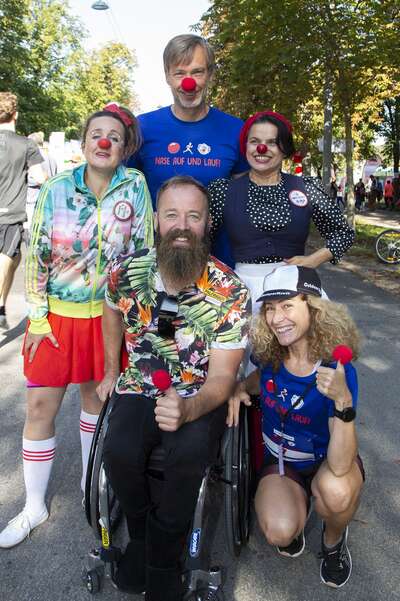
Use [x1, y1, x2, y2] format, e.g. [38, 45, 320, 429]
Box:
[259, 362, 358, 471]
[128, 105, 248, 207]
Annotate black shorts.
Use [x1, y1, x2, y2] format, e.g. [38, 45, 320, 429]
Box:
[259, 453, 365, 500]
[0, 223, 24, 258]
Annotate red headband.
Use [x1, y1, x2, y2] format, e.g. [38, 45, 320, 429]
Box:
[103, 103, 134, 127]
[239, 110, 293, 155]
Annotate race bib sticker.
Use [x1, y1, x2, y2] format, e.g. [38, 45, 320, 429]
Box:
[289, 190, 308, 207]
[113, 201, 133, 221]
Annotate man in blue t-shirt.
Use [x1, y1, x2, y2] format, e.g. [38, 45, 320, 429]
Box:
[128, 34, 248, 264]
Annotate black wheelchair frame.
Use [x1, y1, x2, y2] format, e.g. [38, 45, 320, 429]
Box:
[82, 394, 252, 600]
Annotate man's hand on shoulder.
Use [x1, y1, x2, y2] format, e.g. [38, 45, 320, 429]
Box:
[154, 388, 193, 432]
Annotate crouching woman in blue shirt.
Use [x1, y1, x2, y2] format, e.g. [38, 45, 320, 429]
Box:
[228, 264, 364, 589]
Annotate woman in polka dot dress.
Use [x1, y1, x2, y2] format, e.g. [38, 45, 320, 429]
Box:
[208, 110, 355, 315]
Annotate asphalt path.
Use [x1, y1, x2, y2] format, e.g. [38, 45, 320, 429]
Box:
[0, 254, 399, 601]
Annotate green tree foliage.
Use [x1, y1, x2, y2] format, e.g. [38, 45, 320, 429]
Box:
[198, 0, 400, 224]
[376, 97, 400, 174]
[64, 42, 139, 139]
[0, 0, 139, 138]
[0, 0, 29, 91]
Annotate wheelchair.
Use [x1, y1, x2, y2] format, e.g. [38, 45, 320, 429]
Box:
[82, 393, 255, 600]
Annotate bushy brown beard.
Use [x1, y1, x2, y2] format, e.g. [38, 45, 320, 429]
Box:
[156, 228, 210, 290]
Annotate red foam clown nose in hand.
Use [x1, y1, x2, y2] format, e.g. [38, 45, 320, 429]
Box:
[256, 144, 268, 154]
[98, 138, 112, 150]
[332, 345, 353, 365]
[152, 370, 172, 391]
[181, 77, 196, 92]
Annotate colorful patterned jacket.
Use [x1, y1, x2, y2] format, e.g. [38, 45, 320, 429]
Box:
[26, 164, 154, 334]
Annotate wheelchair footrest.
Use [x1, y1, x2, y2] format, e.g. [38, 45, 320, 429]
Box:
[184, 566, 222, 593]
[99, 545, 121, 564]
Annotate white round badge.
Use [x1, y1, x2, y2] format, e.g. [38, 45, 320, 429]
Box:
[114, 201, 133, 221]
[289, 190, 308, 207]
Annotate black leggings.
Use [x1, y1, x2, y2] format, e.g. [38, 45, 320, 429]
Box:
[103, 392, 227, 533]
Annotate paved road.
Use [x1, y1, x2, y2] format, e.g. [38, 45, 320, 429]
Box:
[0, 255, 399, 601]
[356, 207, 400, 230]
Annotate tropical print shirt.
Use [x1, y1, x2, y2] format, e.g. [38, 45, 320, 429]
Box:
[26, 164, 154, 334]
[105, 248, 251, 397]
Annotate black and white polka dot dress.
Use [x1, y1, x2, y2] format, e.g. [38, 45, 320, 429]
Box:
[208, 174, 355, 264]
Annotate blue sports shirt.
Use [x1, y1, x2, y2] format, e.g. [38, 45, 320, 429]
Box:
[128, 106, 248, 207]
[260, 362, 358, 471]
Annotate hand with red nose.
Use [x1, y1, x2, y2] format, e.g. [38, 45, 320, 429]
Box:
[152, 370, 190, 431]
[256, 144, 268, 154]
[181, 77, 196, 92]
[316, 345, 353, 408]
[98, 138, 112, 150]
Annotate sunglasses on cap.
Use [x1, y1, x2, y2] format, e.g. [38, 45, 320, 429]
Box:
[157, 295, 179, 339]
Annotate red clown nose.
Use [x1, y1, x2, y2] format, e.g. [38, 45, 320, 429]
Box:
[256, 144, 268, 154]
[181, 77, 196, 92]
[332, 345, 353, 365]
[152, 370, 172, 392]
[98, 138, 112, 149]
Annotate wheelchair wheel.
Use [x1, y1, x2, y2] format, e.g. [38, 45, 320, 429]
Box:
[188, 588, 224, 601]
[85, 396, 122, 538]
[82, 568, 102, 594]
[224, 405, 251, 557]
[375, 229, 400, 264]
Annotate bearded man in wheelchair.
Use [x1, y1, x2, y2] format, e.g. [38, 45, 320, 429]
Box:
[96, 176, 251, 601]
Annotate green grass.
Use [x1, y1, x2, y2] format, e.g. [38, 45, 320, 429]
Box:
[352, 223, 388, 257]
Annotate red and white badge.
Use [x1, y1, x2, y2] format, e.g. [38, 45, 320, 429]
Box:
[113, 200, 133, 221]
[289, 190, 308, 207]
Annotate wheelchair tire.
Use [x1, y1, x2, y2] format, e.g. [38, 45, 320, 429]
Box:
[85, 397, 110, 526]
[83, 568, 102, 594]
[375, 229, 400, 264]
[85, 396, 122, 538]
[224, 405, 251, 557]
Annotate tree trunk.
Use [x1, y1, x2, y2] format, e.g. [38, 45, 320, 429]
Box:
[322, 72, 333, 192]
[393, 97, 400, 175]
[344, 110, 355, 229]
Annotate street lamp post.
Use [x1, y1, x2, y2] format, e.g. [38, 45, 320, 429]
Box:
[91, 1, 109, 10]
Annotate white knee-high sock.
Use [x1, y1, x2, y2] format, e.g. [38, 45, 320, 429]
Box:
[80, 411, 99, 493]
[23, 437, 56, 519]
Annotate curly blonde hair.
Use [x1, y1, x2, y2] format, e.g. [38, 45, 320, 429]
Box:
[251, 295, 360, 370]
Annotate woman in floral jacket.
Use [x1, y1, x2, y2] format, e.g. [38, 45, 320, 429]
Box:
[0, 104, 154, 548]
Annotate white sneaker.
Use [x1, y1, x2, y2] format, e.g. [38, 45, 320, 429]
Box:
[0, 509, 49, 548]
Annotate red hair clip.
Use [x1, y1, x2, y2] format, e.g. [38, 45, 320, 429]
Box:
[103, 102, 134, 127]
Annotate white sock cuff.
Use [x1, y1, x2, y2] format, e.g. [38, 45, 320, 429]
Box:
[23, 437, 56, 461]
[23, 437, 56, 451]
[80, 410, 99, 434]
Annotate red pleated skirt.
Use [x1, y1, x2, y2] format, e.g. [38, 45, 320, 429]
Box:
[23, 312, 104, 387]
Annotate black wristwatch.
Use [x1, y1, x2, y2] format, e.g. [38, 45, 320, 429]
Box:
[333, 407, 356, 422]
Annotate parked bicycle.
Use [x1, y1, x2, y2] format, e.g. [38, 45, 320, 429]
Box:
[375, 229, 400, 264]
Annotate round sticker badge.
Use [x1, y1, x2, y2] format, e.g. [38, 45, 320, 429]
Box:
[114, 201, 133, 221]
[289, 190, 308, 207]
